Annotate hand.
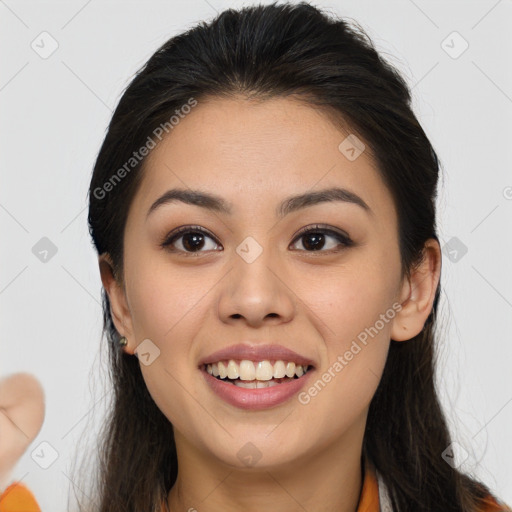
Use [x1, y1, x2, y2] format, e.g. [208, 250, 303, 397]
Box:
[0, 373, 45, 493]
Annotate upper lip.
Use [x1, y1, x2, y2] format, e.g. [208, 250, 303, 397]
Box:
[198, 343, 316, 368]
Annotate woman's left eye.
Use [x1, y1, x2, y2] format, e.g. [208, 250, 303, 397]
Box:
[289, 224, 353, 252]
[160, 224, 353, 255]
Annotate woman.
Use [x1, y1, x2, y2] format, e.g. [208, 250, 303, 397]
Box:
[76, 2, 510, 511]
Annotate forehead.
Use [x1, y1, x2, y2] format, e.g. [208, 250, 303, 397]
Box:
[130, 96, 395, 223]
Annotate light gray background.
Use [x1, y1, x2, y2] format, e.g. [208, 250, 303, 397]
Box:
[1, 0, 511, 510]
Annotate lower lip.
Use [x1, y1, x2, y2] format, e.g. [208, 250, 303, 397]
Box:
[201, 367, 315, 410]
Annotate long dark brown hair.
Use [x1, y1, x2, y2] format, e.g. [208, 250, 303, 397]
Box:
[74, 2, 507, 511]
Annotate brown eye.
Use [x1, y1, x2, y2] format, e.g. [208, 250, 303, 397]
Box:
[161, 226, 221, 254]
[290, 224, 353, 252]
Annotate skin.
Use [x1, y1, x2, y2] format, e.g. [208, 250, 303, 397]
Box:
[0, 373, 45, 493]
[100, 96, 441, 512]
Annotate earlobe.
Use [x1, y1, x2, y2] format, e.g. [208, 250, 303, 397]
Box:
[391, 239, 442, 342]
[98, 253, 135, 354]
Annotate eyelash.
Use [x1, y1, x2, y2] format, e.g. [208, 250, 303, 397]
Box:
[160, 224, 354, 256]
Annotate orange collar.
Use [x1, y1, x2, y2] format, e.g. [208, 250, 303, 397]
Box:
[158, 462, 382, 512]
[354, 462, 512, 512]
[356, 460, 380, 512]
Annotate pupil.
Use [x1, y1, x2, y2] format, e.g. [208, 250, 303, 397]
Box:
[303, 233, 324, 251]
[183, 233, 204, 251]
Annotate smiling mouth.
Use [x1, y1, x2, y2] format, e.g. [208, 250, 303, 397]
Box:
[202, 364, 313, 389]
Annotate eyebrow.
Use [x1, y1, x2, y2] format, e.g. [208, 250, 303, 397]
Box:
[146, 186, 373, 220]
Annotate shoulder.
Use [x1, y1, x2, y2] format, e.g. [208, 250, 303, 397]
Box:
[0, 481, 41, 512]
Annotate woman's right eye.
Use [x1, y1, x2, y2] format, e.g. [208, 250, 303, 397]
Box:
[160, 226, 221, 255]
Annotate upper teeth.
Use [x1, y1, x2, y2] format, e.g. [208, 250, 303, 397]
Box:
[205, 360, 310, 381]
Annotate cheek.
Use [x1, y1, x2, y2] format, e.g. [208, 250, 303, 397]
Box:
[296, 268, 394, 431]
[304, 259, 399, 347]
[124, 259, 209, 426]
[125, 251, 211, 342]
[296, 255, 398, 406]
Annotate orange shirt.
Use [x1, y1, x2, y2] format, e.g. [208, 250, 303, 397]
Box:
[1, 471, 510, 512]
[358, 463, 512, 512]
[0, 482, 41, 512]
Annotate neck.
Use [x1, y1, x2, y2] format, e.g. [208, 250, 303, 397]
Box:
[167, 417, 367, 512]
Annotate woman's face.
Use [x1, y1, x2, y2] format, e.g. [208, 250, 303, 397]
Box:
[110, 96, 412, 469]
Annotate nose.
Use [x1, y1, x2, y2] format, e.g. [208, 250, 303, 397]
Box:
[216, 243, 296, 328]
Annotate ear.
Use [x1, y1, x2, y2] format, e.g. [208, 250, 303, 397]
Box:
[391, 238, 442, 342]
[98, 253, 135, 355]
